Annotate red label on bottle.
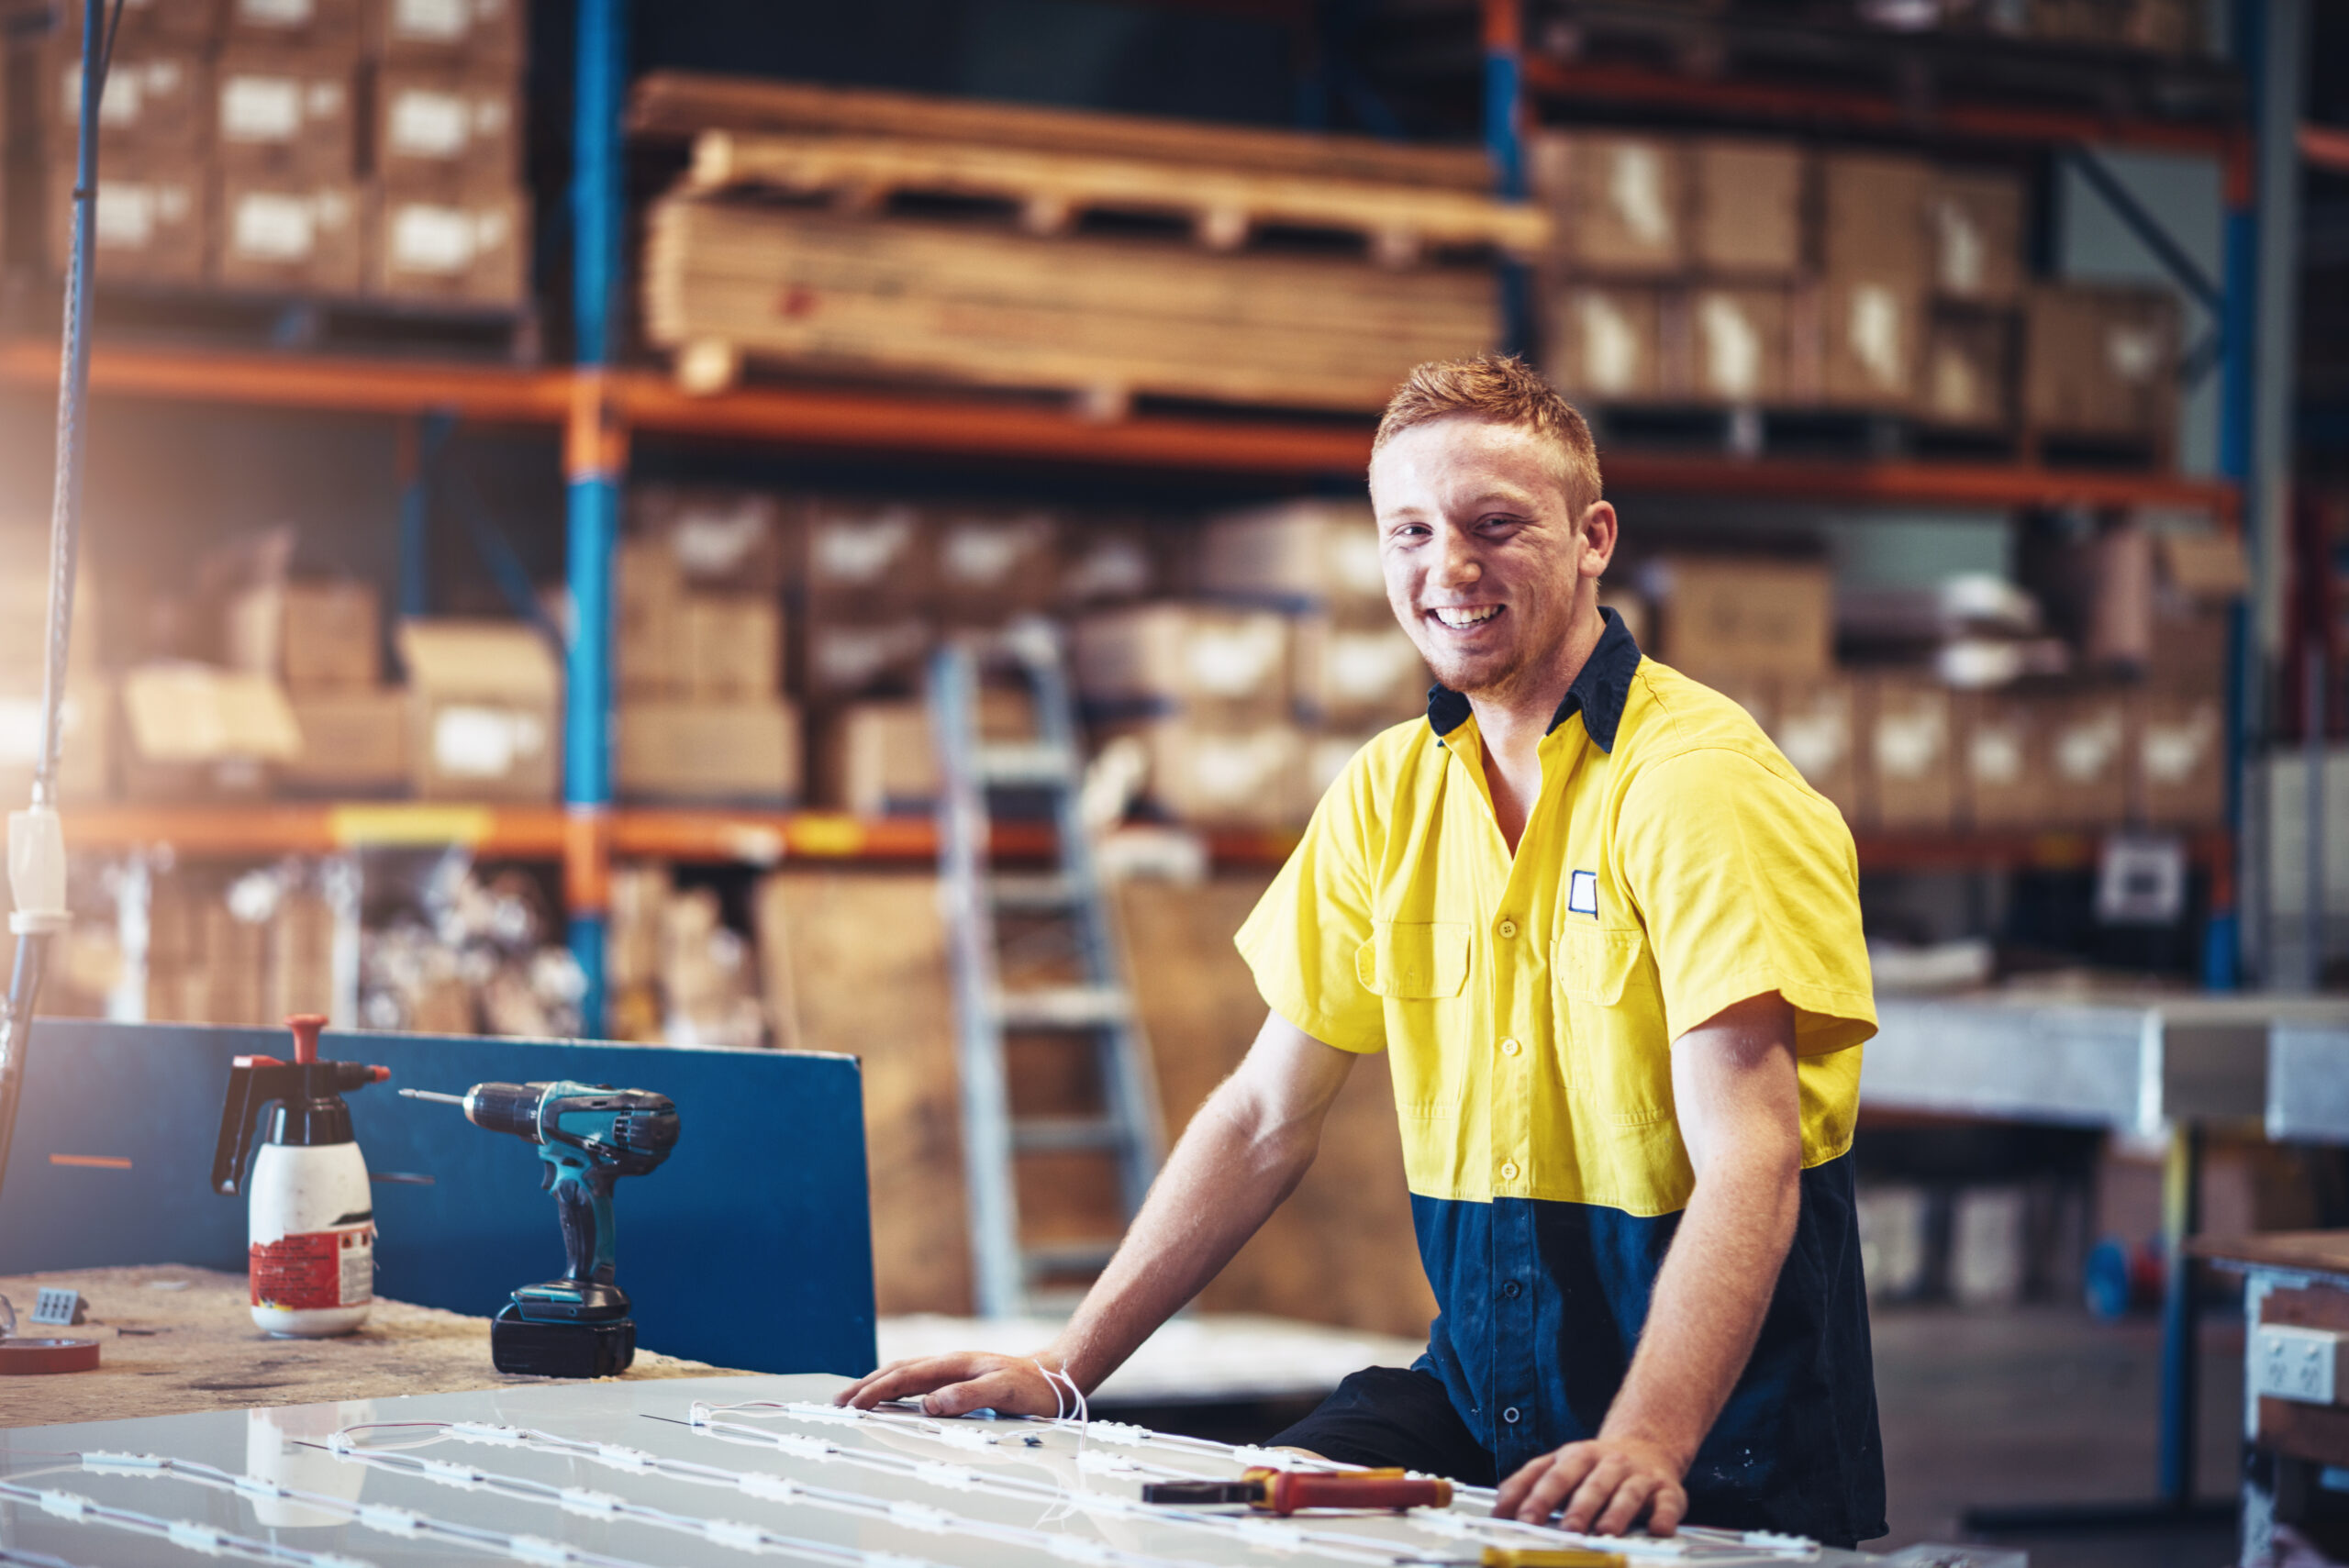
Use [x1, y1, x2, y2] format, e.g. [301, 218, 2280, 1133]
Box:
[251, 1227, 373, 1311]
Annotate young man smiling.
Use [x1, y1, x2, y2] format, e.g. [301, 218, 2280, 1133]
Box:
[839, 355, 1884, 1546]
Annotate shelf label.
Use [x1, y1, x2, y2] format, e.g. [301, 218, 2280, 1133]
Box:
[329, 805, 495, 848]
[786, 815, 867, 859]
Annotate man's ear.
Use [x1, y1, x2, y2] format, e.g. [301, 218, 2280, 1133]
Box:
[1577, 500, 1620, 577]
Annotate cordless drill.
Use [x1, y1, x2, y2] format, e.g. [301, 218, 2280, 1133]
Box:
[401, 1081, 679, 1377]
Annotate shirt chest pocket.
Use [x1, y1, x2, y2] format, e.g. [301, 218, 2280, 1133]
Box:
[1356, 920, 1472, 1117]
[1356, 920, 1471, 998]
[1553, 922, 1673, 1127]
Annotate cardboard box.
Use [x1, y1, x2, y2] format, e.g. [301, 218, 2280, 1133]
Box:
[1960, 695, 2039, 828]
[375, 0, 527, 64]
[936, 508, 1060, 624]
[1820, 275, 1923, 409]
[215, 173, 364, 294]
[41, 39, 207, 154]
[1648, 554, 1834, 684]
[1119, 716, 1308, 828]
[1197, 501, 1385, 617]
[47, 155, 206, 285]
[1821, 153, 1932, 282]
[1074, 604, 1292, 717]
[111, 0, 228, 43]
[2024, 284, 2180, 440]
[632, 486, 792, 592]
[119, 662, 302, 800]
[225, 579, 381, 688]
[396, 618, 560, 801]
[618, 699, 800, 804]
[1547, 284, 1664, 404]
[2158, 531, 2250, 600]
[617, 537, 685, 696]
[1531, 131, 1687, 276]
[369, 185, 529, 307]
[1294, 615, 1428, 727]
[1768, 677, 1861, 821]
[222, 0, 363, 53]
[214, 47, 356, 180]
[803, 500, 932, 607]
[1930, 170, 2026, 305]
[680, 592, 782, 701]
[1690, 138, 1806, 278]
[1059, 522, 1162, 607]
[281, 685, 408, 794]
[375, 65, 522, 194]
[1922, 311, 2013, 428]
[823, 699, 938, 815]
[1687, 286, 1789, 405]
[2146, 602, 2229, 698]
[803, 614, 931, 698]
[1864, 677, 1958, 830]
[2134, 691, 2224, 828]
[2043, 693, 2132, 828]
[267, 887, 339, 1023]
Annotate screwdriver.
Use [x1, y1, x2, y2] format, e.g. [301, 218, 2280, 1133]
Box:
[1141, 1467, 1452, 1515]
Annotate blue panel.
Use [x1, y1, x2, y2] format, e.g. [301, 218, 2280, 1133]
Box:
[0, 1021, 877, 1377]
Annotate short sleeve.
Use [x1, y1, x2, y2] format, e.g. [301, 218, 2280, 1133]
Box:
[1233, 762, 1387, 1053]
[1615, 748, 1876, 1055]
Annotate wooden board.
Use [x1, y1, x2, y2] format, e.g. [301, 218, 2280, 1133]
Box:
[2194, 1230, 2349, 1277]
[643, 199, 1496, 409]
[0, 1264, 740, 1430]
[689, 132, 1548, 263]
[629, 71, 1492, 193]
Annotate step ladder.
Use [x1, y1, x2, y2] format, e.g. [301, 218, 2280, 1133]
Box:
[930, 618, 1164, 1318]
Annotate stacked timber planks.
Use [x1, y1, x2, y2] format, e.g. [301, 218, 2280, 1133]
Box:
[634, 73, 1520, 410]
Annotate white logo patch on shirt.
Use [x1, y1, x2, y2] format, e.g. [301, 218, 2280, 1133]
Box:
[1567, 870, 1598, 917]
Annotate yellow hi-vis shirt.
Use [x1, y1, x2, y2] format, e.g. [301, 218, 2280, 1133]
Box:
[1234, 607, 1884, 1542]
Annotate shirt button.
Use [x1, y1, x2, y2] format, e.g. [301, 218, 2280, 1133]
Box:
[1497, 919, 1519, 939]
[1499, 1161, 1520, 1182]
[1502, 1280, 1521, 1299]
[1502, 1407, 1521, 1425]
[1500, 1037, 1520, 1056]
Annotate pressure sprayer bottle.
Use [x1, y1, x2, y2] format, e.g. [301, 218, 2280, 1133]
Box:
[211, 1015, 391, 1337]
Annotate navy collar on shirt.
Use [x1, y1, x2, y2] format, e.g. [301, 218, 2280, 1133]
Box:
[1423, 606, 1642, 754]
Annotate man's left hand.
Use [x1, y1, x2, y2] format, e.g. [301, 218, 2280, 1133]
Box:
[1493, 1433, 1687, 1536]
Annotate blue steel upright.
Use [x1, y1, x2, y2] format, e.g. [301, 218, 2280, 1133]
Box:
[564, 0, 629, 1035]
[1482, 0, 1532, 358]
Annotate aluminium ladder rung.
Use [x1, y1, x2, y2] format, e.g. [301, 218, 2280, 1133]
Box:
[992, 985, 1129, 1030]
[988, 873, 1078, 911]
[1012, 1116, 1130, 1153]
[975, 742, 1075, 787]
[1020, 1240, 1120, 1278]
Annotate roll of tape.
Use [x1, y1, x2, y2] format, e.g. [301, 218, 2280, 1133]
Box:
[0, 1337, 101, 1374]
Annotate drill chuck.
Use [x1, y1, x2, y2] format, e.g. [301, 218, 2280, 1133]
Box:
[461, 1083, 543, 1140]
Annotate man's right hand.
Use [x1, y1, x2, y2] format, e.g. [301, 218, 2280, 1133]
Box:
[832, 1352, 1065, 1418]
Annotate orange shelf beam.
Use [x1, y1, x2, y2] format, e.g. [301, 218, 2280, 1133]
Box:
[1521, 56, 2241, 161]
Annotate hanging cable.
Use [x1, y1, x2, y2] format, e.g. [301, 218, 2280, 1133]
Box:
[0, 0, 121, 1207]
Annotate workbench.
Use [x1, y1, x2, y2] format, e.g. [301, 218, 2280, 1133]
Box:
[2192, 1231, 2349, 1566]
[0, 1263, 742, 1429]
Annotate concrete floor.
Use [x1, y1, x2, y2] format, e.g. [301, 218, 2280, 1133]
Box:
[1873, 1304, 2245, 1568]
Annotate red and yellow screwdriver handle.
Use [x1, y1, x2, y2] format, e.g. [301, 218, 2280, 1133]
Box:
[1248, 1467, 1453, 1514]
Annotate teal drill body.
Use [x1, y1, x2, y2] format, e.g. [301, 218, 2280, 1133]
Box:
[404, 1080, 679, 1374]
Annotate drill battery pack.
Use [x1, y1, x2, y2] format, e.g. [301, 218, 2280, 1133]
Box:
[490, 1304, 637, 1379]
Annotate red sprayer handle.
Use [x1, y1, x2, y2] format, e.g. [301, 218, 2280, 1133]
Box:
[1251, 1468, 1453, 1515]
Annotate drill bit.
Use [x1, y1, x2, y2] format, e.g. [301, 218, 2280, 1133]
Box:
[398, 1089, 467, 1105]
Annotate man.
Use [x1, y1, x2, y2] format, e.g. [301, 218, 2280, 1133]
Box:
[839, 354, 1883, 1546]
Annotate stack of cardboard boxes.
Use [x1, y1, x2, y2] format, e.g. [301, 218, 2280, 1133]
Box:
[1645, 543, 2231, 834]
[32, 0, 528, 308]
[146, 864, 338, 1027]
[1530, 134, 2176, 449]
[617, 488, 797, 804]
[227, 578, 405, 795]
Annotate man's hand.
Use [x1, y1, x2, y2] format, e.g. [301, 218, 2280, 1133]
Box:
[831, 1352, 1063, 1418]
[1494, 1433, 1688, 1535]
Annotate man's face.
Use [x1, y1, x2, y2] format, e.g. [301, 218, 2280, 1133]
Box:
[1369, 416, 1615, 704]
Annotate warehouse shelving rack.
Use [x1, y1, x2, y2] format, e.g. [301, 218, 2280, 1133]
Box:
[0, 0, 2277, 1027]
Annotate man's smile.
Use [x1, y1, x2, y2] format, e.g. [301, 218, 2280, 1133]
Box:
[1428, 604, 1505, 630]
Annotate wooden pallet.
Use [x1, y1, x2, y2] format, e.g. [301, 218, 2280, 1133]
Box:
[687, 131, 1548, 266]
[642, 195, 1496, 412]
[629, 70, 1494, 191]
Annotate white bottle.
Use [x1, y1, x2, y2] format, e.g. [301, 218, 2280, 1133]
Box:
[248, 1135, 374, 1338]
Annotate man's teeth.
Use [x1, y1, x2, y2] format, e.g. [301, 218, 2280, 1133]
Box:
[1432, 606, 1501, 628]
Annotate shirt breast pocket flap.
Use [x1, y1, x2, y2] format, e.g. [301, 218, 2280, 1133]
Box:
[1355, 920, 1472, 999]
[1555, 922, 1645, 1006]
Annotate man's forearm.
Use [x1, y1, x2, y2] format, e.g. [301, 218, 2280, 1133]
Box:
[1047, 1074, 1324, 1391]
[1599, 1155, 1799, 1467]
